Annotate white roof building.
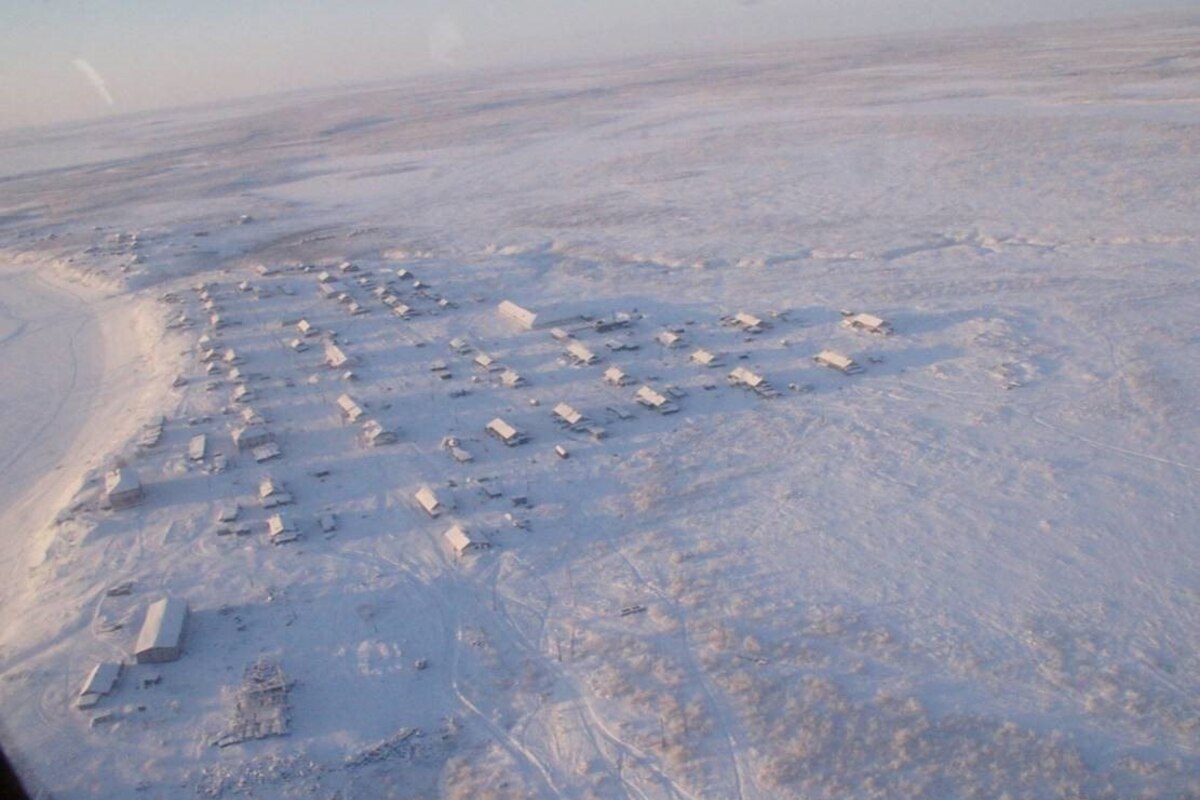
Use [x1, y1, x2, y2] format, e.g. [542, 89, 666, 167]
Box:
[325, 343, 350, 368]
[603, 366, 630, 386]
[498, 300, 539, 330]
[336, 393, 365, 422]
[729, 366, 767, 389]
[188, 434, 207, 462]
[134, 598, 188, 664]
[252, 442, 281, 462]
[843, 312, 892, 335]
[474, 352, 499, 371]
[392, 303, 414, 318]
[77, 661, 122, 709]
[445, 524, 488, 557]
[486, 417, 526, 445]
[416, 486, 443, 517]
[233, 423, 273, 450]
[258, 476, 290, 502]
[814, 350, 863, 374]
[635, 385, 679, 413]
[657, 330, 683, 348]
[317, 270, 337, 283]
[565, 341, 599, 365]
[105, 469, 143, 509]
[728, 366, 777, 396]
[361, 419, 397, 447]
[733, 312, 766, 332]
[266, 513, 299, 544]
[500, 369, 526, 388]
[297, 319, 317, 336]
[553, 402, 585, 427]
[690, 348, 721, 367]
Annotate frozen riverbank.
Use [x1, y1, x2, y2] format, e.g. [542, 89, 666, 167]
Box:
[0, 256, 178, 639]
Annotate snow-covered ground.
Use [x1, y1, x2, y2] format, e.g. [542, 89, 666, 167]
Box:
[1, 13, 1198, 799]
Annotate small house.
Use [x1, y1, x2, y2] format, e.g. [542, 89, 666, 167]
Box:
[553, 402, 585, 427]
[733, 312, 766, 333]
[232, 423, 273, 450]
[188, 434, 207, 462]
[728, 366, 778, 396]
[134, 598, 188, 664]
[77, 661, 122, 709]
[252, 442, 281, 462]
[656, 330, 683, 348]
[565, 341, 599, 366]
[445, 525, 488, 557]
[814, 349, 863, 374]
[266, 513, 299, 544]
[324, 343, 350, 368]
[842, 312, 892, 335]
[105, 469, 143, 509]
[690, 348, 721, 367]
[603, 366, 630, 387]
[500, 369, 525, 388]
[486, 417, 527, 446]
[336, 393, 365, 422]
[392, 303, 414, 319]
[474, 352, 499, 371]
[635, 385, 679, 414]
[449, 337, 471, 354]
[258, 477, 293, 507]
[361, 419, 397, 447]
[317, 270, 337, 284]
[296, 319, 317, 337]
[416, 486, 443, 518]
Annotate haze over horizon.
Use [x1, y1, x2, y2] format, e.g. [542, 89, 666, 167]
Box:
[1, 0, 1195, 131]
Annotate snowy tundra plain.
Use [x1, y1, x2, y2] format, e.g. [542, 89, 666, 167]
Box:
[1, 13, 1199, 799]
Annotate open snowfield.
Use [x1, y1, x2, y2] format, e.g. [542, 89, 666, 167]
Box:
[1, 13, 1198, 799]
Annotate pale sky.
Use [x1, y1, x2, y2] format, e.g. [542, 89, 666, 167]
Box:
[0, 0, 1193, 130]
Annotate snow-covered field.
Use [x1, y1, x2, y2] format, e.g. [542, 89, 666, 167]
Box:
[1, 13, 1198, 799]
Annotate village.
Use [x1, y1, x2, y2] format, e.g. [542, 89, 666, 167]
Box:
[80, 249, 903, 736]
[3, 13, 1197, 797]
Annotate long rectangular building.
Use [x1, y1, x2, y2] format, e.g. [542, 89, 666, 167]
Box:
[135, 598, 188, 664]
